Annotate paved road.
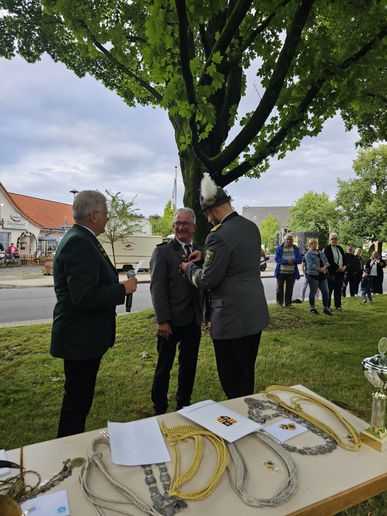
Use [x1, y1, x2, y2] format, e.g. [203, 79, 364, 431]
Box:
[0, 278, 281, 326]
[0, 275, 385, 326]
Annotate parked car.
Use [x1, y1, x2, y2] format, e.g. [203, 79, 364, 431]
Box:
[260, 252, 269, 272]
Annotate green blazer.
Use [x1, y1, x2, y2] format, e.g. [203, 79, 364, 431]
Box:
[50, 224, 126, 360]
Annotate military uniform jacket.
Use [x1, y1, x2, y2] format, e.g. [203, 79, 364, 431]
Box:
[150, 239, 203, 327]
[50, 224, 126, 360]
[185, 212, 269, 340]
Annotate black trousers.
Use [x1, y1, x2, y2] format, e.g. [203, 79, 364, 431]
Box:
[213, 332, 262, 399]
[57, 357, 101, 438]
[151, 321, 201, 413]
[327, 272, 345, 308]
[342, 273, 360, 297]
[276, 273, 295, 306]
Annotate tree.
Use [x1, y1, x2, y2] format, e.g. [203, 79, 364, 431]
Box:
[104, 190, 141, 267]
[149, 199, 175, 237]
[260, 212, 280, 252]
[289, 191, 337, 245]
[1, 1, 385, 239]
[335, 145, 387, 253]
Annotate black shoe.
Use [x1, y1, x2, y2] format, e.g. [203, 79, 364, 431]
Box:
[323, 308, 332, 315]
[285, 304, 294, 309]
[362, 299, 367, 304]
[335, 307, 343, 311]
[153, 407, 167, 415]
[310, 307, 319, 314]
[176, 403, 190, 411]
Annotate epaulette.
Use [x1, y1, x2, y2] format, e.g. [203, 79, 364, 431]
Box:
[157, 242, 168, 246]
[210, 224, 221, 232]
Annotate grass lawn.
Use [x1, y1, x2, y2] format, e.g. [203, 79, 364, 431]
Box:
[1, 295, 386, 514]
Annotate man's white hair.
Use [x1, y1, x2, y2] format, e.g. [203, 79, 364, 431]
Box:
[173, 207, 196, 224]
[73, 190, 107, 222]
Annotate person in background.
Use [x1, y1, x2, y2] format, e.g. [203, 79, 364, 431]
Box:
[181, 173, 269, 399]
[7, 242, 19, 256]
[366, 251, 386, 295]
[304, 239, 331, 315]
[352, 248, 364, 295]
[51, 190, 137, 438]
[360, 269, 373, 304]
[342, 245, 362, 297]
[323, 233, 346, 311]
[274, 233, 302, 308]
[150, 208, 203, 415]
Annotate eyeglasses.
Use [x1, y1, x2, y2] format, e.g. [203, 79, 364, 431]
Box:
[174, 221, 193, 227]
[94, 210, 109, 218]
[331, 237, 338, 240]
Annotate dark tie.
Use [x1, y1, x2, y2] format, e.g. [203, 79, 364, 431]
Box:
[184, 244, 191, 258]
[96, 240, 116, 271]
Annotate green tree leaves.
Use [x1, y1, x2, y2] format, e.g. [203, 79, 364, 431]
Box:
[104, 190, 141, 267]
[260, 212, 280, 252]
[0, 0, 385, 240]
[289, 191, 337, 242]
[336, 145, 387, 249]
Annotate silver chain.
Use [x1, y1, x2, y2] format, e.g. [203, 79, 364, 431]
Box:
[245, 397, 337, 455]
[141, 463, 187, 515]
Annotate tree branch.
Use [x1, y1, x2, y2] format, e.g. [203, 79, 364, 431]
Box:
[229, 0, 293, 66]
[203, 0, 253, 68]
[203, 0, 315, 171]
[174, 0, 212, 166]
[90, 37, 163, 102]
[218, 24, 387, 186]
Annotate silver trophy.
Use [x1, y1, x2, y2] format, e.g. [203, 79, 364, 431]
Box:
[361, 337, 387, 451]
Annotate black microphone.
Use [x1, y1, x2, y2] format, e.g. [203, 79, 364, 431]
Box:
[125, 269, 136, 312]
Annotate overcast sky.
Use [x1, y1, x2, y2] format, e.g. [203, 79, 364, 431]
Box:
[0, 54, 360, 217]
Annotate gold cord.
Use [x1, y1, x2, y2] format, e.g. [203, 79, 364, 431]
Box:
[264, 385, 361, 451]
[160, 422, 228, 500]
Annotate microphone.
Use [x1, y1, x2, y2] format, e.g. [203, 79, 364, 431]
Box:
[125, 269, 136, 312]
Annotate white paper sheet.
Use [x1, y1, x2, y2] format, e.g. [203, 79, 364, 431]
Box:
[20, 490, 70, 516]
[264, 417, 308, 442]
[0, 449, 11, 476]
[108, 418, 171, 466]
[179, 400, 261, 442]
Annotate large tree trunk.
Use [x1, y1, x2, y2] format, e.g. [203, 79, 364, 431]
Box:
[171, 116, 213, 243]
[178, 144, 211, 244]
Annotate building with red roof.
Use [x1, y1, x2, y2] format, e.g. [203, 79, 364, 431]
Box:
[0, 182, 73, 255]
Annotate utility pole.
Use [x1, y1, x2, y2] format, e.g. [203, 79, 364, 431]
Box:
[171, 166, 177, 210]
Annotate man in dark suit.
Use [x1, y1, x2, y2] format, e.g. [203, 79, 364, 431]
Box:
[51, 190, 137, 438]
[181, 174, 270, 399]
[323, 232, 347, 310]
[150, 208, 203, 414]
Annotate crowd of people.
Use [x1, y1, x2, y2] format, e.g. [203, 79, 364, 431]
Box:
[274, 232, 386, 314]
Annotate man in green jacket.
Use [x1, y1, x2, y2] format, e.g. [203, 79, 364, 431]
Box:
[51, 190, 137, 438]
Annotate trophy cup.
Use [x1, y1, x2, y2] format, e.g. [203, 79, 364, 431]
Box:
[361, 337, 387, 451]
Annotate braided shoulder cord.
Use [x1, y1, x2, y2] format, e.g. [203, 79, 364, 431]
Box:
[159, 422, 228, 501]
[227, 430, 299, 508]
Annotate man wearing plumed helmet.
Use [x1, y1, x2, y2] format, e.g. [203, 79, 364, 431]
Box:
[181, 173, 269, 399]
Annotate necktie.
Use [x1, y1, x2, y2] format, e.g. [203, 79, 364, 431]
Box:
[184, 244, 191, 258]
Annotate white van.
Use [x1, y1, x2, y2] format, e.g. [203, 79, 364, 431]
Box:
[98, 235, 162, 271]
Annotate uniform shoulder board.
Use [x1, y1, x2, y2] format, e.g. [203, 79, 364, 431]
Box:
[210, 224, 221, 232]
[156, 241, 168, 247]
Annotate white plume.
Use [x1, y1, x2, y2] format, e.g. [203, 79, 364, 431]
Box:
[200, 172, 218, 200]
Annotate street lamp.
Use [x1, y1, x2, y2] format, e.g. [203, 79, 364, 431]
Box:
[69, 190, 79, 197]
